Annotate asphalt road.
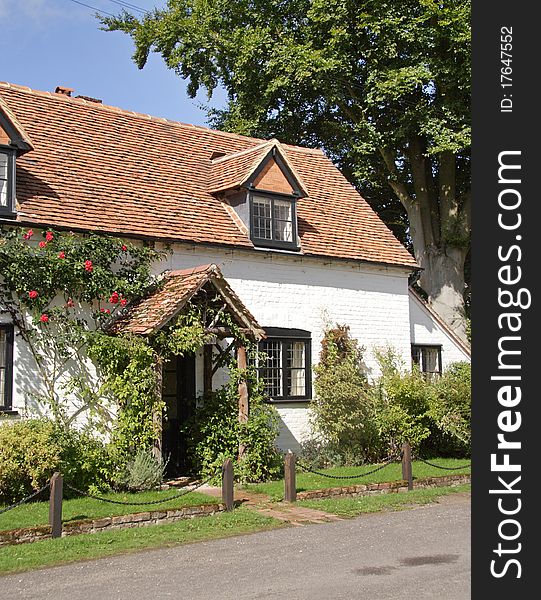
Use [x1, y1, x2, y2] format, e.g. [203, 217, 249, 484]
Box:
[2, 494, 470, 600]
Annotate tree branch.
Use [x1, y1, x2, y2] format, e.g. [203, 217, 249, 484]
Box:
[379, 147, 414, 209]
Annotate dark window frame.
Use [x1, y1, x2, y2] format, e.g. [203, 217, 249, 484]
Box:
[0, 147, 16, 218]
[0, 324, 14, 411]
[248, 189, 300, 251]
[411, 344, 442, 378]
[256, 328, 312, 402]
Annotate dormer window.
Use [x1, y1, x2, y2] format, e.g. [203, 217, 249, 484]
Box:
[209, 139, 308, 253]
[0, 149, 15, 216]
[250, 192, 298, 250]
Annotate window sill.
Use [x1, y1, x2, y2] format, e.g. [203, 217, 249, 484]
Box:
[0, 409, 19, 416]
[265, 397, 312, 404]
[251, 239, 301, 252]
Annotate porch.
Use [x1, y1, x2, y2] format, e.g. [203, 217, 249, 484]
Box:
[110, 264, 265, 475]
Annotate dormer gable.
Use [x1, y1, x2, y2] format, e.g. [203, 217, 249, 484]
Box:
[0, 95, 33, 154]
[208, 140, 308, 197]
[209, 140, 307, 251]
[0, 96, 33, 218]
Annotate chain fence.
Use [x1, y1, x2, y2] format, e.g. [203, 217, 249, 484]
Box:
[297, 454, 400, 480]
[63, 474, 215, 507]
[0, 482, 51, 516]
[414, 456, 471, 471]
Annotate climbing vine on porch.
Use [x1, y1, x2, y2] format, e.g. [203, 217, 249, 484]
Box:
[0, 226, 162, 439]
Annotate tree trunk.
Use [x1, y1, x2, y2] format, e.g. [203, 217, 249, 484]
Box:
[386, 145, 470, 345]
[416, 243, 468, 342]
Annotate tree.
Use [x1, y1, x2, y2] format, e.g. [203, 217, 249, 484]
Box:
[105, 0, 471, 340]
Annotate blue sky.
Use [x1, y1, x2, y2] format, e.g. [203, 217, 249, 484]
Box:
[0, 0, 226, 125]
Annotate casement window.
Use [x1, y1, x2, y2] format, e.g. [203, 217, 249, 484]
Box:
[0, 324, 14, 411]
[249, 193, 299, 250]
[411, 344, 442, 379]
[256, 328, 311, 401]
[0, 149, 16, 216]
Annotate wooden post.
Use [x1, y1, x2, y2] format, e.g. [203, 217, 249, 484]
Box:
[203, 345, 213, 395]
[237, 345, 249, 458]
[402, 442, 413, 491]
[237, 345, 249, 423]
[49, 472, 63, 539]
[284, 452, 297, 503]
[222, 458, 234, 511]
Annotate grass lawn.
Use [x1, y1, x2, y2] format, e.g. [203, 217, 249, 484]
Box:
[0, 488, 218, 532]
[298, 483, 471, 517]
[0, 507, 281, 576]
[245, 458, 471, 501]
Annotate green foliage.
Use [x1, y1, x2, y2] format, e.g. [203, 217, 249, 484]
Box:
[310, 331, 470, 462]
[372, 348, 471, 457]
[183, 362, 282, 482]
[0, 419, 111, 503]
[425, 361, 471, 456]
[0, 227, 158, 315]
[114, 448, 167, 492]
[86, 332, 161, 461]
[0, 226, 162, 433]
[371, 347, 433, 454]
[311, 325, 380, 462]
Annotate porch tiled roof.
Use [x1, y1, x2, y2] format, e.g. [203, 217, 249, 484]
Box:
[111, 264, 264, 339]
[0, 81, 417, 269]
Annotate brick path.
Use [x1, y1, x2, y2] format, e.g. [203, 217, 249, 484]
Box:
[200, 485, 342, 525]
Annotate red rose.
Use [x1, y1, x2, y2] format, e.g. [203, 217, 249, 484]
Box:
[84, 260, 93, 272]
[23, 229, 34, 240]
[45, 231, 54, 242]
[66, 298, 74, 308]
[39, 241, 47, 248]
[28, 290, 38, 299]
[121, 245, 127, 252]
[109, 291, 119, 304]
[58, 251, 65, 259]
[100, 308, 111, 314]
[120, 298, 127, 306]
[40, 314, 49, 323]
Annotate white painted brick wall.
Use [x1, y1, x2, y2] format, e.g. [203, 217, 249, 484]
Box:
[409, 292, 471, 369]
[6, 242, 435, 454]
[165, 243, 413, 451]
[274, 403, 313, 454]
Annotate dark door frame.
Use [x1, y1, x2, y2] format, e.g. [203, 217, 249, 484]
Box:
[162, 353, 196, 475]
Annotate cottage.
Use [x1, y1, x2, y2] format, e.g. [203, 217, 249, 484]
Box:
[0, 82, 470, 459]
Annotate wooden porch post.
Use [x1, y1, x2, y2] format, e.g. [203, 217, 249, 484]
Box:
[203, 345, 213, 395]
[237, 345, 249, 458]
[152, 357, 163, 462]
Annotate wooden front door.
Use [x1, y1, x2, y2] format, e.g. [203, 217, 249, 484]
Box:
[162, 353, 196, 475]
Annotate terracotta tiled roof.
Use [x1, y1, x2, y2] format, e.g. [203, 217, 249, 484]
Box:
[208, 141, 274, 194]
[208, 139, 308, 197]
[0, 82, 417, 269]
[111, 263, 265, 338]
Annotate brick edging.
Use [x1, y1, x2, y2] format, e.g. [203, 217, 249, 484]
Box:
[0, 502, 225, 547]
[296, 474, 470, 501]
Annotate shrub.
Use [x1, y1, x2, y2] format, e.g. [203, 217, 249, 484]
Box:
[115, 448, 166, 491]
[371, 347, 433, 455]
[183, 375, 282, 483]
[311, 325, 381, 461]
[0, 419, 112, 503]
[299, 438, 347, 469]
[424, 362, 471, 457]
